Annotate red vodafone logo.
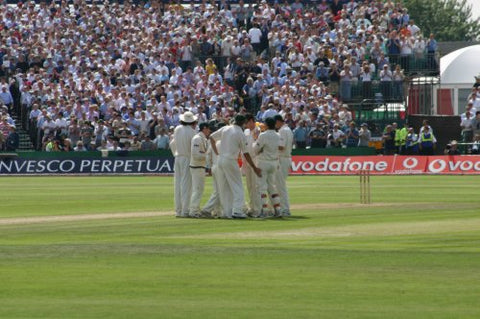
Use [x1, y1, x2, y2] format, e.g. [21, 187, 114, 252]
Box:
[427, 158, 447, 173]
[392, 156, 426, 174]
[403, 157, 418, 169]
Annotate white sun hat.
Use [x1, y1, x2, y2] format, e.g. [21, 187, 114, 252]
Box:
[180, 111, 198, 123]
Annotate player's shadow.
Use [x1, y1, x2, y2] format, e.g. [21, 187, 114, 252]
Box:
[286, 216, 309, 220]
[254, 216, 309, 221]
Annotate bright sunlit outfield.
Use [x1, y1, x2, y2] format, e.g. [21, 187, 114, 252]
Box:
[0, 175, 479, 319]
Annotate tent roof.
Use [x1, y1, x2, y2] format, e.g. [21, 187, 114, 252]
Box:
[440, 45, 480, 85]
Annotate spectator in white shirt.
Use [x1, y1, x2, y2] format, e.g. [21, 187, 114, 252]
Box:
[137, 111, 150, 137]
[380, 64, 393, 99]
[461, 102, 477, 121]
[54, 113, 68, 135]
[413, 35, 426, 59]
[360, 64, 373, 98]
[248, 24, 263, 54]
[0, 87, 13, 113]
[461, 111, 474, 142]
[407, 19, 421, 36]
[153, 128, 170, 150]
[262, 103, 278, 121]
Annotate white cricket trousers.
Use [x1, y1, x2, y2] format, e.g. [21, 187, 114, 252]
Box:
[203, 165, 221, 215]
[174, 156, 191, 217]
[257, 160, 281, 211]
[245, 164, 261, 214]
[189, 167, 205, 215]
[217, 156, 244, 218]
[276, 157, 291, 213]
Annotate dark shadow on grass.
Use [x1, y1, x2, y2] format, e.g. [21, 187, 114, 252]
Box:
[248, 216, 310, 222]
[187, 215, 310, 221]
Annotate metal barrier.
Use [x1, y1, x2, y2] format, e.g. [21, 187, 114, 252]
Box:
[458, 143, 480, 155]
[344, 81, 405, 103]
[351, 98, 406, 122]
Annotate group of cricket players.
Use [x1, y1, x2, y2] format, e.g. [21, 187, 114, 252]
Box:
[170, 111, 293, 219]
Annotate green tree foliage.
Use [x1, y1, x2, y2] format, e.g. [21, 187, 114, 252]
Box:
[403, 0, 480, 41]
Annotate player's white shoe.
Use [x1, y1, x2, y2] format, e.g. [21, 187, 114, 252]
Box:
[247, 210, 259, 218]
[254, 209, 268, 219]
[273, 208, 283, 218]
[232, 211, 247, 219]
[199, 210, 213, 218]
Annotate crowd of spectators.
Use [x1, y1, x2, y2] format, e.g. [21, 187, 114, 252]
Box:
[0, 0, 440, 152]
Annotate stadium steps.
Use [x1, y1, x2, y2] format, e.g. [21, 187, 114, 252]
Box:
[11, 115, 34, 151]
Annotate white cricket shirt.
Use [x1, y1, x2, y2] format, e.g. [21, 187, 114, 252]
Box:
[254, 129, 280, 161]
[173, 125, 196, 157]
[278, 124, 293, 158]
[210, 125, 248, 160]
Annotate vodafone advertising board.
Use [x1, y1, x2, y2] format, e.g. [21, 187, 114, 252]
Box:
[291, 155, 394, 175]
[290, 155, 480, 175]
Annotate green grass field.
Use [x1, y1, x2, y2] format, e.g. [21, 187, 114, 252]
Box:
[1, 176, 479, 319]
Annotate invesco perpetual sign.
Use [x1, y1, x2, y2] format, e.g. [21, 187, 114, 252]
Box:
[0, 158, 174, 175]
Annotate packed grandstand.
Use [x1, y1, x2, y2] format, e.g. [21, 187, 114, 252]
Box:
[0, 0, 442, 152]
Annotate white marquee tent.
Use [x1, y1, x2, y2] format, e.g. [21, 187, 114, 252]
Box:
[439, 45, 480, 114]
[441, 45, 480, 86]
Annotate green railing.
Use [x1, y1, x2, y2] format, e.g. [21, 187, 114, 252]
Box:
[342, 81, 405, 103]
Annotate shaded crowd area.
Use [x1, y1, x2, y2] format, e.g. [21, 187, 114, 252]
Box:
[0, 0, 440, 152]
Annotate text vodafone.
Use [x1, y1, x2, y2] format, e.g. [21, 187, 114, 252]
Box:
[292, 158, 388, 173]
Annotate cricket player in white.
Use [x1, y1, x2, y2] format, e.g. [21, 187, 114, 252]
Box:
[189, 122, 211, 218]
[202, 122, 225, 218]
[172, 111, 197, 218]
[253, 117, 282, 217]
[202, 139, 221, 217]
[210, 115, 262, 219]
[243, 114, 262, 217]
[274, 114, 293, 216]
